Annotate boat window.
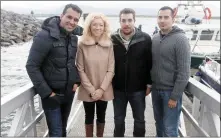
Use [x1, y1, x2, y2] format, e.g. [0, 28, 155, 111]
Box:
[215, 31, 220, 41]
[200, 30, 214, 40]
[191, 30, 198, 40]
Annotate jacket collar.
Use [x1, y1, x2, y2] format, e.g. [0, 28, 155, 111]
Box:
[112, 28, 146, 46]
[79, 35, 112, 47]
[41, 16, 61, 39]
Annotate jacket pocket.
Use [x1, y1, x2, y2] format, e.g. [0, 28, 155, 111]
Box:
[49, 95, 61, 104]
[53, 41, 65, 47]
[42, 95, 61, 109]
[51, 41, 67, 58]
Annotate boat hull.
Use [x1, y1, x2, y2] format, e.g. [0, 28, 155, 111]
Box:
[191, 55, 220, 69]
[200, 71, 220, 94]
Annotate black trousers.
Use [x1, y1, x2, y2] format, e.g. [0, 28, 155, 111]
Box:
[83, 100, 108, 124]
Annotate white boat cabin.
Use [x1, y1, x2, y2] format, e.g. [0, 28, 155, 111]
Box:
[180, 24, 220, 54]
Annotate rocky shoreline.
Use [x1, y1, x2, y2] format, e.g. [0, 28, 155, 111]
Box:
[1, 9, 42, 47]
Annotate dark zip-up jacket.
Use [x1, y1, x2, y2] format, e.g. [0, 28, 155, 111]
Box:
[111, 28, 152, 93]
[26, 16, 80, 99]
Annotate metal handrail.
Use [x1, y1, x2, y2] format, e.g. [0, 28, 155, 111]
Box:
[1, 77, 220, 137]
[1, 83, 82, 137]
[1, 83, 34, 118]
[187, 77, 220, 116]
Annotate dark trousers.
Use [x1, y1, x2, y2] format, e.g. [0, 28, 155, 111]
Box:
[83, 100, 108, 124]
[42, 94, 74, 137]
[113, 90, 146, 137]
[152, 89, 182, 137]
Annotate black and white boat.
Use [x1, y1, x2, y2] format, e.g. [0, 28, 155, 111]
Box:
[197, 56, 220, 94]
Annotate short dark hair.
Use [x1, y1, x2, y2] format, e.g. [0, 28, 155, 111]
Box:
[119, 8, 136, 21]
[62, 4, 83, 16]
[158, 6, 174, 18]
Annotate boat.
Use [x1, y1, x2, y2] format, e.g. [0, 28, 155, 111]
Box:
[173, 1, 220, 68]
[182, 25, 220, 68]
[197, 56, 220, 94]
[173, 1, 212, 25]
[151, 1, 220, 69]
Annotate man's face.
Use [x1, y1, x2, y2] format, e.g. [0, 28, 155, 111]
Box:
[157, 9, 174, 32]
[60, 8, 81, 32]
[120, 13, 135, 35]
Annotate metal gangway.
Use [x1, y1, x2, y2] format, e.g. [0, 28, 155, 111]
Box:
[1, 77, 220, 137]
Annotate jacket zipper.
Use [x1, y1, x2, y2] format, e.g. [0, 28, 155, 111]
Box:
[124, 35, 135, 94]
[115, 35, 133, 94]
[65, 36, 69, 92]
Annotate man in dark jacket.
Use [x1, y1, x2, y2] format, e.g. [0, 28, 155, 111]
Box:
[26, 4, 82, 137]
[151, 6, 191, 137]
[111, 8, 152, 137]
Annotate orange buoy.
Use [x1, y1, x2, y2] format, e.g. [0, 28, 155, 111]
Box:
[203, 7, 212, 19]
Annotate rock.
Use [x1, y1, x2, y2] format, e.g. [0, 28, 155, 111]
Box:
[1, 9, 42, 47]
[3, 20, 11, 28]
[9, 36, 18, 41]
[1, 33, 10, 38]
[1, 42, 11, 47]
[14, 38, 23, 43]
[10, 40, 16, 45]
[11, 33, 22, 39]
[16, 28, 23, 32]
[23, 35, 32, 42]
[13, 23, 24, 28]
[1, 37, 11, 43]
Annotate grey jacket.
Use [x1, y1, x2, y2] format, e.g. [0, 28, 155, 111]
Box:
[151, 26, 191, 100]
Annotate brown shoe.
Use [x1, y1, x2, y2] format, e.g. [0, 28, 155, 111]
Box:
[96, 122, 105, 137]
[85, 124, 93, 137]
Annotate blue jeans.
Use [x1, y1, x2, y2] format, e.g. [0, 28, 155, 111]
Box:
[151, 89, 182, 137]
[43, 94, 74, 137]
[113, 90, 146, 137]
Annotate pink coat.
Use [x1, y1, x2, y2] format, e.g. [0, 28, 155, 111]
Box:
[76, 37, 115, 102]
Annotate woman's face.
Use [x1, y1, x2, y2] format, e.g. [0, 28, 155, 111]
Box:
[90, 18, 105, 38]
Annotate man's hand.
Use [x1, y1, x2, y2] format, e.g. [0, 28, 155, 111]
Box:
[168, 99, 177, 108]
[49, 92, 56, 97]
[72, 84, 78, 92]
[146, 87, 151, 96]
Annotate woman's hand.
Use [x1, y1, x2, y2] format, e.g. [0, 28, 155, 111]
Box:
[91, 89, 104, 100]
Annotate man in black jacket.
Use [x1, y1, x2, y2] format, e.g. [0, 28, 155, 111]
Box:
[26, 4, 82, 137]
[111, 8, 152, 137]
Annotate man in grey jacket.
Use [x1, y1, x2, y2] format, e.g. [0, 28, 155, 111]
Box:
[151, 6, 191, 137]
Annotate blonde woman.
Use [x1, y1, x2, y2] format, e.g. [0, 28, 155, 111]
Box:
[76, 13, 114, 137]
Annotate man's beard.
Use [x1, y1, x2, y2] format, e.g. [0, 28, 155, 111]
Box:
[122, 29, 133, 35]
[160, 27, 172, 34]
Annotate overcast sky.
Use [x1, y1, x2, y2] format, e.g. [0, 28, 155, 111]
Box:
[1, 1, 220, 16]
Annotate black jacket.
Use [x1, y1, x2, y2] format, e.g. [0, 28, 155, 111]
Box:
[26, 16, 81, 99]
[111, 28, 152, 93]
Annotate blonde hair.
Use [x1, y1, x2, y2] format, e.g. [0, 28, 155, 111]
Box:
[81, 13, 111, 43]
